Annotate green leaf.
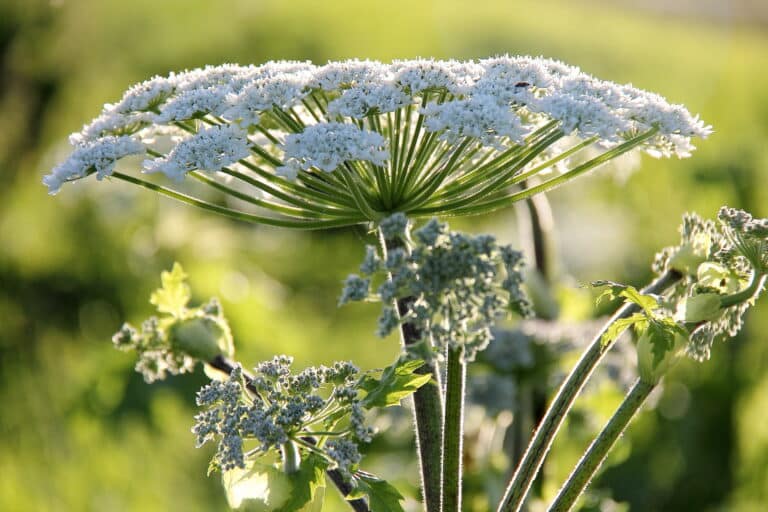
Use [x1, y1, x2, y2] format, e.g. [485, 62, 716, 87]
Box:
[352, 474, 405, 512]
[222, 462, 291, 511]
[150, 263, 191, 317]
[592, 280, 659, 314]
[221, 455, 327, 512]
[359, 358, 432, 409]
[275, 454, 327, 512]
[636, 320, 687, 385]
[600, 313, 647, 347]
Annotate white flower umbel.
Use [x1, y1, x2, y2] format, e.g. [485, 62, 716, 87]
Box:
[44, 136, 144, 194]
[279, 122, 388, 176]
[46, 57, 711, 229]
[144, 124, 250, 181]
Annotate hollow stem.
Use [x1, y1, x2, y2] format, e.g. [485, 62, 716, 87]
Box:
[379, 232, 444, 512]
[547, 379, 655, 512]
[496, 269, 682, 512]
[282, 440, 301, 474]
[442, 345, 466, 511]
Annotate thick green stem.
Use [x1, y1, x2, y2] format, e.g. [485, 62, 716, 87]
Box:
[547, 379, 654, 512]
[496, 269, 682, 512]
[442, 345, 466, 511]
[282, 440, 301, 474]
[381, 233, 444, 512]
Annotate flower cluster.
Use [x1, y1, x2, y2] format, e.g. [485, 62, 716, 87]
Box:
[340, 214, 532, 361]
[46, 58, 710, 228]
[652, 207, 767, 361]
[192, 356, 372, 475]
[112, 263, 234, 382]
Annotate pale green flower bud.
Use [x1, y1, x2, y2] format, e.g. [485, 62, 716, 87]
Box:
[667, 234, 710, 275]
[169, 316, 234, 361]
[681, 293, 722, 323]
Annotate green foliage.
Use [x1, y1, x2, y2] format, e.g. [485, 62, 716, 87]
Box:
[221, 455, 326, 511]
[150, 262, 192, 317]
[349, 474, 405, 512]
[359, 358, 432, 409]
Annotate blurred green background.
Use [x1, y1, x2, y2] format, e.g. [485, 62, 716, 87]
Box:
[1, 0, 767, 510]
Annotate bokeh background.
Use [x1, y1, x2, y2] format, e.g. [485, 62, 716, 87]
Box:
[1, 0, 767, 510]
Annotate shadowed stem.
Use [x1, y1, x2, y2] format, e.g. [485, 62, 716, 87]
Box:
[442, 345, 466, 511]
[496, 269, 682, 512]
[547, 379, 654, 512]
[380, 232, 444, 512]
[207, 356, 370, 512]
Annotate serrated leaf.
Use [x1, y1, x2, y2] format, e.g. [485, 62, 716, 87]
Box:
[359, 358, 432, 409]
[600, 313, 646, 347]
[352, 474, 405, 512]
[592, 281, 659, 314]
[150, 263, 190, 317]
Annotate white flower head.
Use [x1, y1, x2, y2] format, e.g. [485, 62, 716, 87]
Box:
[156, 86, 232, 124]
[224, 72, 312, 125]
[327, 82, 411, 118]
[43, 136, 144, 194]
[49, 57, 712, 226]
[392, 58, 480, 95]
[311, 59, 388, 90]
[111, 75, 177, 114]
[424, 95, 531, 147]
[280, 122, 388, 174]
[69, 111, 152, 145]
[144, 124, 250, 181]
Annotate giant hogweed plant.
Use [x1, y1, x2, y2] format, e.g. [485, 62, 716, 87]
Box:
[44, 57, 766, 511]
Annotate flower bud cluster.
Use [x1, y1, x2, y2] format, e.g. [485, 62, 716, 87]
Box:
[341, 214, 532, 361]
[652, 207, 767, 361]
[112, 296, 233, 382]
[112, 264, 234, 382]
[192, 356, 372, 476]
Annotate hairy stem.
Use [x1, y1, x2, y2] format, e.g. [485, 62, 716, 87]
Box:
[380, 232, 444, 512]
[496, 269, 682, 512]
[442, 345, 466, 511]
[547, 379, 654, 512]
[207, 356, 370, 512]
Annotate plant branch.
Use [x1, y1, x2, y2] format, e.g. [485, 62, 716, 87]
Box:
[496, 269, 682, 512]
[547, 379, 654, 512]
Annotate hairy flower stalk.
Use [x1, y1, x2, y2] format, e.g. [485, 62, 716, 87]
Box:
[46, 58, 710, 226]
[378, 222, 445, 512]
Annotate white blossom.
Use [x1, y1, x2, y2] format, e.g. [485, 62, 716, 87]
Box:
[423, 94, 531, 146]
[155, 86, 232, 123]
[224, 73, 312, 125]
[43, 136, 144, 194]
[144, 124, 250, 181]
[327, 82, 411, 118]
[69, 111, 152, 145]
[279, 122, 388, 174]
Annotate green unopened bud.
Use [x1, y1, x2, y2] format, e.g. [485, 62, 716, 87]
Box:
[169, 316, 234, 361]
[637, 330, 686, 385]
[681, 293, 722, 323]
[668, 238, 709, 275]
